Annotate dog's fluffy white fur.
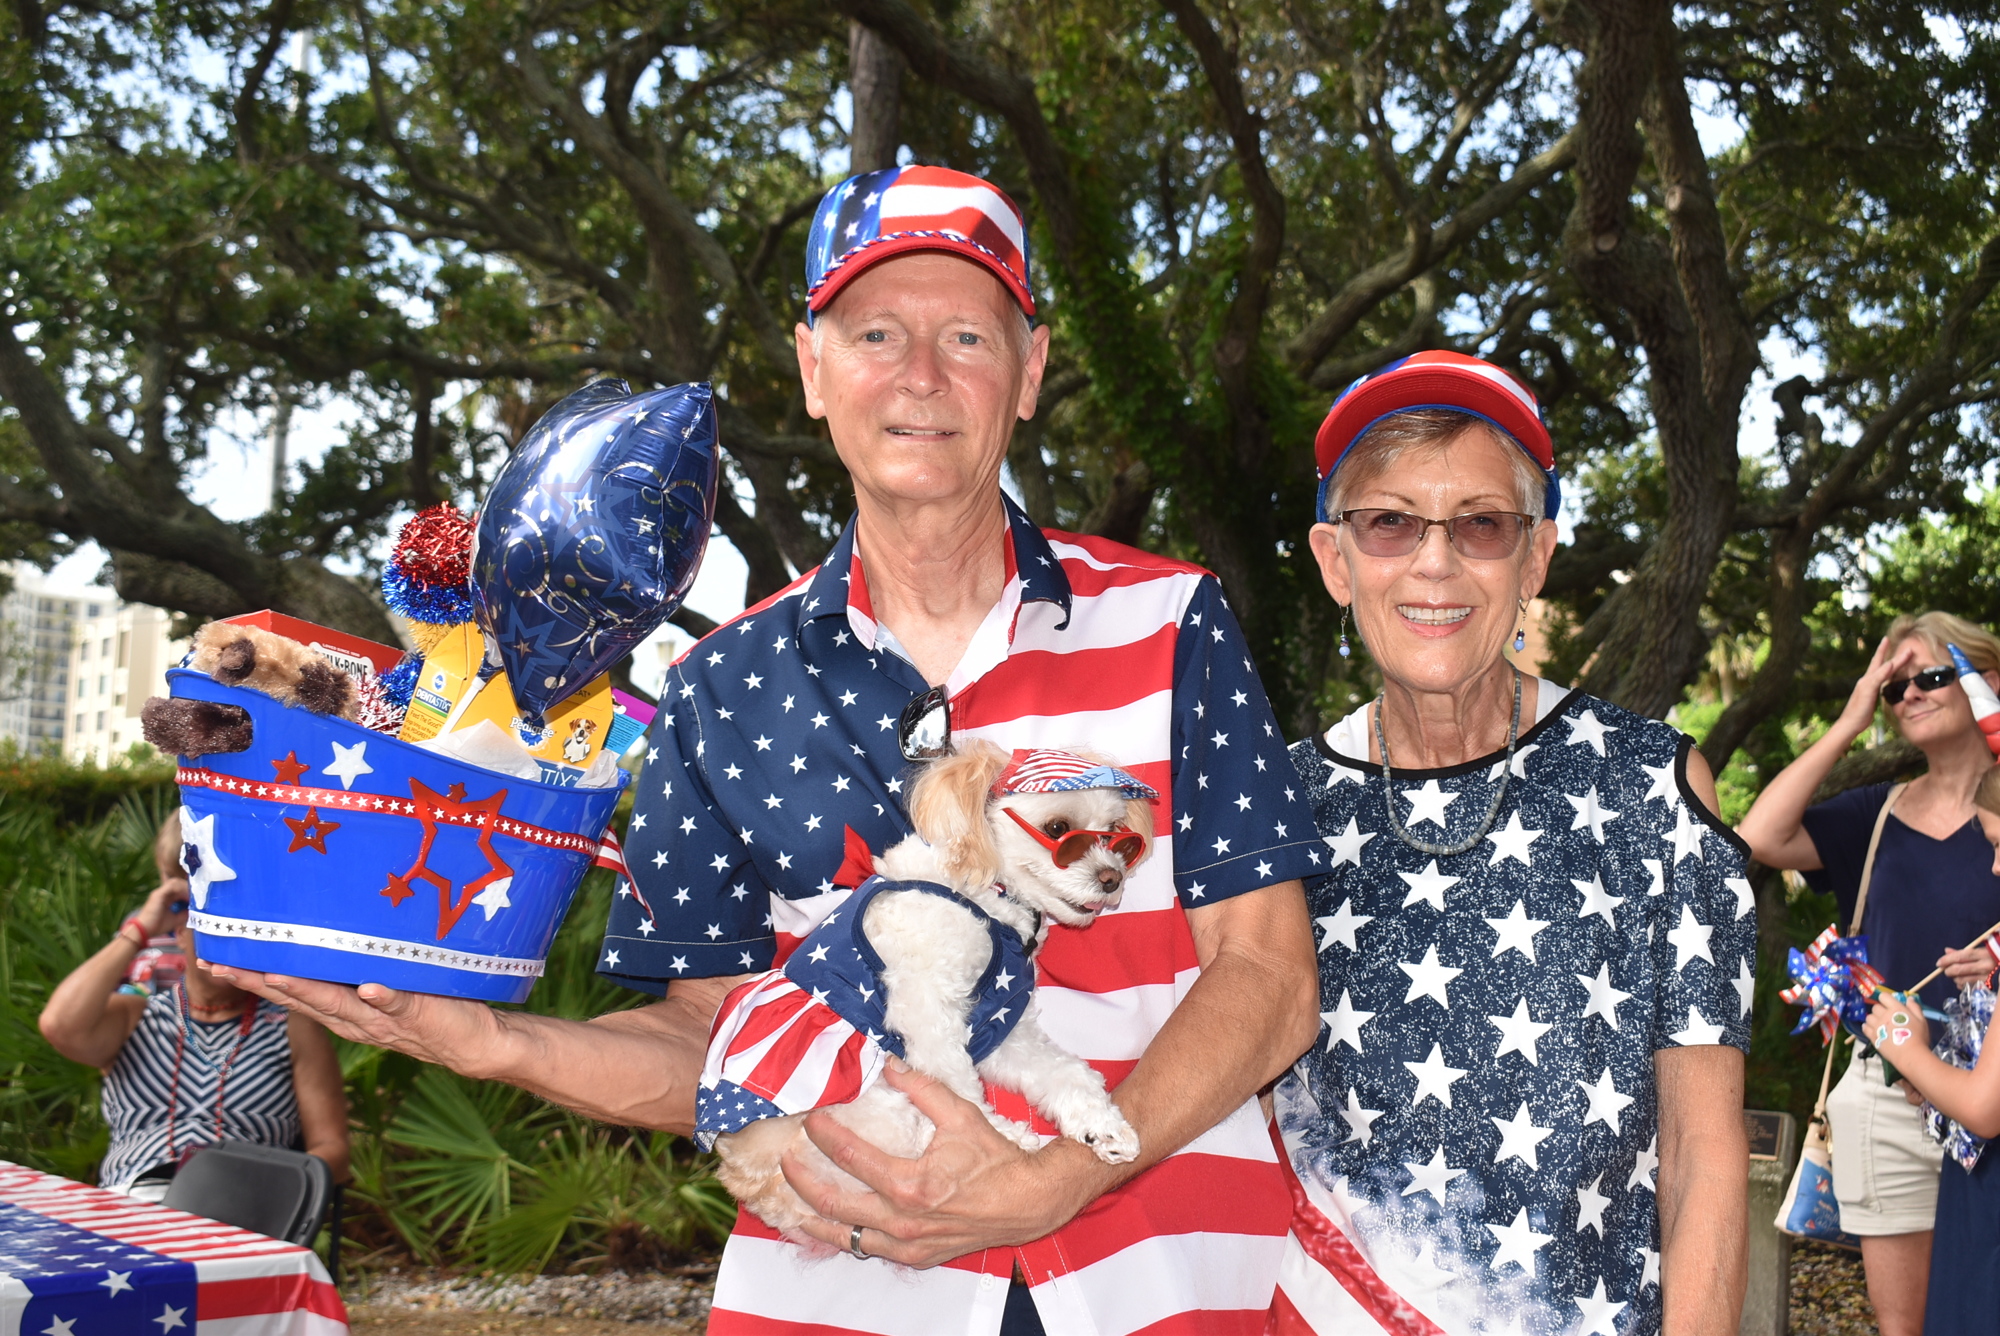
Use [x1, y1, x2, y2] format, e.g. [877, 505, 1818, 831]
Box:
[713, 739, 1151, 1246]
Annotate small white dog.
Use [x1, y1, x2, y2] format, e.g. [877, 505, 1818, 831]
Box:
[701, 739, 1154, 1246]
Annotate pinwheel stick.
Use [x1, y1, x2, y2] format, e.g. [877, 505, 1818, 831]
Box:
[1907, 917, 2000, 994]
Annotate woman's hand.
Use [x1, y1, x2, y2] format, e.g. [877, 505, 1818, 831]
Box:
[1937, 945, 1998, 986]
[1865, 994, 1932, 1057]
[1833, 637, 1916, 741]
[132, 878, 190, 938]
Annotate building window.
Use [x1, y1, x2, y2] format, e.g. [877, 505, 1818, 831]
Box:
[77, 679, 85, 699]
[75, 713, 83, 733]
[95, 711, 104, 731]
[98, 675, 106, 694]
[79, 640, 89, 660]
[101, 636, 111, 657]
[86, 604, 100, 618]
[117, 631, 129, 667]
[113, 692, 124, 706]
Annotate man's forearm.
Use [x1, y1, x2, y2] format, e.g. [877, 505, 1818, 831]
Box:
[1657, 1046, 1748, 1335]
[466, 976, 742, 1133]
[1074, 881, 1319, 1197]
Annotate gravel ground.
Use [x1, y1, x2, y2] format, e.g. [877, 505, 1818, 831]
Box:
[343, 1267, 714, 1333]
[1791, 1240, 1876, 1336]
[340, 1241, 1876, 1334]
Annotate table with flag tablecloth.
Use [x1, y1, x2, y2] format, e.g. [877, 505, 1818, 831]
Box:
[0, 1161, 346, 1336]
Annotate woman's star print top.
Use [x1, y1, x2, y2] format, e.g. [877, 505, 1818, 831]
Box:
[1271, 685, 1754, 1336]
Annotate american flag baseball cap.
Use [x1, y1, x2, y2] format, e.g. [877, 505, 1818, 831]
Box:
[991, 748, 1157, 802]
[805, 166, 1034, 323]
[1313, 351, 1559, 519]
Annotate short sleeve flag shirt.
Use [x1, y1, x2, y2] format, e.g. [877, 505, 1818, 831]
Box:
[604, 495, 1320, 1336]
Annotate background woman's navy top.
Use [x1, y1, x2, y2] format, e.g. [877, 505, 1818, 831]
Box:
[1802, 781, 2000, 1009]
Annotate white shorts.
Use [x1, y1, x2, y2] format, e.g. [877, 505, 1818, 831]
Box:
[1828, 1051, 1943, 1235]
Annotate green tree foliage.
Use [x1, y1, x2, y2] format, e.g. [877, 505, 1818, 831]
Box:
[0, 0, 1992, 737]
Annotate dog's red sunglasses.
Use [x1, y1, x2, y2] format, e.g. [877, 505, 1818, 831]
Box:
[1005, 807, 1145, 869]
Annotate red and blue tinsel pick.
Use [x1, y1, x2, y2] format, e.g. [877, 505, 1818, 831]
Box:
[382, 504, 477, 627]
[1781, 925, 1886, 1043]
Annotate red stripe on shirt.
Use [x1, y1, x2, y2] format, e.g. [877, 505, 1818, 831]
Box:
[1036, 908, 1199, 994]
[1014, 1152, 1290, 1277]
[953, 629, 1178, 724]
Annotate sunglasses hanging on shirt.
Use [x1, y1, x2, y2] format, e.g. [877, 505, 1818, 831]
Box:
[898, 685, 952, 762]
[1881, 666, 1957, 706]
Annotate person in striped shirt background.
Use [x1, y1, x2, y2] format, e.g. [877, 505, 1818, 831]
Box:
[215, 165, 1326, 1335]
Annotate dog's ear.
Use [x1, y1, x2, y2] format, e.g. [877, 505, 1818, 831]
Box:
[1120, 793, 1158, 868]
[906, 739, 1010, 887]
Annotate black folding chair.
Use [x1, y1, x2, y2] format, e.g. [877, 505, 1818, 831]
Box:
[162, 1142, 334, 1251]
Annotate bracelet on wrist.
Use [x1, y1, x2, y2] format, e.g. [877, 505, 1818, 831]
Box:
[116, 919, 149, 948]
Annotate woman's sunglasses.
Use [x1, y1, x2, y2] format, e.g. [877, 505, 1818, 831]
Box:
[1004, 807, 1145, 869]
[1882, 666, 1957, 706]
[1335, 509, 1537, 560]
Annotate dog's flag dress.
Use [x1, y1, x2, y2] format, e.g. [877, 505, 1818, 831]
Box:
[694, 874, 1032, 1147]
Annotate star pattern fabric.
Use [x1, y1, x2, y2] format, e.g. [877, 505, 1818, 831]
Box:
[1273, 689, 1754, 1335]
[0, 1162, 342, 1333]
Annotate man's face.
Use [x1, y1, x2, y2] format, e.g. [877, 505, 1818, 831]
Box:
[796, 252, 1050, 508]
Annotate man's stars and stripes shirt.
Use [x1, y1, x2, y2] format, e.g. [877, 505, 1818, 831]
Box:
[604, 496, 1320, 1336]
[1271, 685, 1754, 1336]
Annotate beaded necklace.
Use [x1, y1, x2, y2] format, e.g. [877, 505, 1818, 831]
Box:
[166, 982, 257, 1166]
[1373, 668, 1523, 858]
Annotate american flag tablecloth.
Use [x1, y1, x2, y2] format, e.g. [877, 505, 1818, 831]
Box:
[0, 1162, 346, 1336]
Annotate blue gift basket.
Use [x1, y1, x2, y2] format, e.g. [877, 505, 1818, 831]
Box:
[168, 669, 628, 1003]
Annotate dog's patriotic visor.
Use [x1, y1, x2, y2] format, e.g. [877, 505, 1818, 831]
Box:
[992, 748, 1157, 802]
[805, 166, 1034, 324]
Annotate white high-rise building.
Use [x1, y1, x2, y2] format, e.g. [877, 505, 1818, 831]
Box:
[64, 602, 188, 765]
[0, 565, 96, 754]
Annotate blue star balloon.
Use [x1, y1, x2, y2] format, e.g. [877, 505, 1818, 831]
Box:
[472, 379, 719, 725]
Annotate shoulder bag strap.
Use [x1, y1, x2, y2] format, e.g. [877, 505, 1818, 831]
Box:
[1850, 781, 1907, 935]
[1811, 780, 1909, 1117]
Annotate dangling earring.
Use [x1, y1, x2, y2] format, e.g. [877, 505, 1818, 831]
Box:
[1338, 604, 1352, 659]
[1513, 598, 1528, 654]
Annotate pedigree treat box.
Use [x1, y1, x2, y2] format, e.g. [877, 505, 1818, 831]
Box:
[170, 668, 626, 1003]
[451, 671, 616, 784]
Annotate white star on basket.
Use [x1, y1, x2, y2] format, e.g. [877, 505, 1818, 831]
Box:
[324, 740, 375, 790]
[178, 806, 237, 910]
[471, 877, 514, 921]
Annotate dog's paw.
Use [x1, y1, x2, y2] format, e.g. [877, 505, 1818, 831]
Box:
[985, 1111, 1043, 1152]
[1073, 1110, 1140, 1164]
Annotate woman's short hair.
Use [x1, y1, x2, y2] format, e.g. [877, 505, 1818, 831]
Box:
[1322, 409, 1548, 522]
[1884, 611, 2000, 674]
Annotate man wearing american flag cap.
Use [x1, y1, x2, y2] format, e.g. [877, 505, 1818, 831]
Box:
[215, 163, 1323, 1336]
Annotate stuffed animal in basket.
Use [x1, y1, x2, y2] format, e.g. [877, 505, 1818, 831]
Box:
[699, 741, 1153, 1246]
[141, 621, 360, 758]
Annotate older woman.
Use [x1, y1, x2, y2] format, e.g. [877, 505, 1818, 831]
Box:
[1741, 611, 2000, 1336]
[1268, 352, 1754, 1335]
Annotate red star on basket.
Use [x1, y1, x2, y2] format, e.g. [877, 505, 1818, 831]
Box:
[283, 807, 340, 855]
[270, 751, 309, 786]
[378, 778, 516, 939]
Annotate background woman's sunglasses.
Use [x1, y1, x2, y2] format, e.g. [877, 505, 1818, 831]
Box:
[1881, 666, 1957, 705]
[1335, 509, 1537, 560]
[1005, 807, 1145, 868]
